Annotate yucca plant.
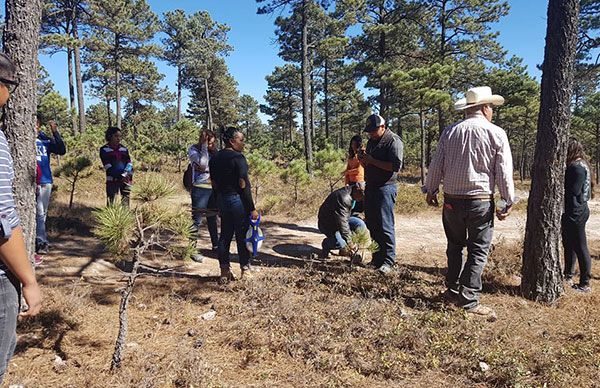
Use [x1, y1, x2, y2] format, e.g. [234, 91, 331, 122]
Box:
[93, 174, 194, 370]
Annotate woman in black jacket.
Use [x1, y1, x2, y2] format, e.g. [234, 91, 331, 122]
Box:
[209, 127, 259, 283]
[562, 138, 593, 292]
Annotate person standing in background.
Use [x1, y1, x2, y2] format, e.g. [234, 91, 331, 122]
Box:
[100, 127, 133, 207]
[188, 130, 219, 262]
[35, 117, 66, 255]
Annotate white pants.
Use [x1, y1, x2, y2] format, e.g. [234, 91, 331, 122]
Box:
[36, 184, 52, 245]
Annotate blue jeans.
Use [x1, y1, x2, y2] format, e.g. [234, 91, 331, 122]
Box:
[321, 216, 367, 253]
[442, 198, 494, 309]
[36, 183, 52, 245]
[364, 184, 397, 267]
[217, 194, 250, 270]
[0, 274, 19, 385]
[191, 186, 218, 248]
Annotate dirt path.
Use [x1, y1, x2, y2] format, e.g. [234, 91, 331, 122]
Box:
[38, 198, 600, 282]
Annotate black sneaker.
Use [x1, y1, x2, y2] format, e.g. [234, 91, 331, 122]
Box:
[37, 242, 49, 255]
[440, 289, 459, 304]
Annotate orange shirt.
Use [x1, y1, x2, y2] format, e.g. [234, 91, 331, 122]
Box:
[345, 156, 364, 185]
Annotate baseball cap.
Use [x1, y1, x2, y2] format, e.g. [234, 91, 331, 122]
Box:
[0, 53, 18, 86]
[364, 114, 385, 132]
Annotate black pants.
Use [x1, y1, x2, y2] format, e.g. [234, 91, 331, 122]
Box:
[562, 213, 592, 286]
[106, 181, 131, 207]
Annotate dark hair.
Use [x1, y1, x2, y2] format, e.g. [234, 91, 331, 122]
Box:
[348, 135, 362, 158]
[222, 126, 242, 147]
[105, 126, 121, 143]
[567, 137, 588, 166]
[204, 129, 216, 140]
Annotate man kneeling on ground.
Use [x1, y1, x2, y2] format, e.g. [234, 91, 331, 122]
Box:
[318, 182, 367, 259]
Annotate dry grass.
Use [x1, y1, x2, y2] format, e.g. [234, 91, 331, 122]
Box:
[7, 237, 600, 387]
[12, 163, 598, 387]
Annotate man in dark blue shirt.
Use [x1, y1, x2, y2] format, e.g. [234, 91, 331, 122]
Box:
[358, 114, 403, 274]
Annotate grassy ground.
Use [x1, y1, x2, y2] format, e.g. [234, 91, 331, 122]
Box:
[5, 167, 596, 387]
[6, 238, 600, 387]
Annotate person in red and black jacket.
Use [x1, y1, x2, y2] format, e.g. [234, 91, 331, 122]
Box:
[99, 127, 133, 207]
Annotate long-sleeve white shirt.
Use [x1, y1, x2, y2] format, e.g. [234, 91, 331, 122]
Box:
[425, 112, 516, 204]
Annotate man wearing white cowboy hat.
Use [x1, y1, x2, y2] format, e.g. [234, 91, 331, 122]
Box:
[424, 86, 516, 320]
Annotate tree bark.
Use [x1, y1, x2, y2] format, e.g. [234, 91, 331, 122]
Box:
[111, 250, 140, 370]
[3, 0, 43, 263]
[67, 48, 77, 134]
[301, 0, 313, 174]
[106, 94, 112, 127]
[73, 20, 86, 133]
[596, 123, 599, 185]
[521, 0, 580, 303]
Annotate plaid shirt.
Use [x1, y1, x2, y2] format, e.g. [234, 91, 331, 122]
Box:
[425, 112, 515, 204]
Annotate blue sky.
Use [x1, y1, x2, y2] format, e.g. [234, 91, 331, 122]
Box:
[32, 0, 548, 117]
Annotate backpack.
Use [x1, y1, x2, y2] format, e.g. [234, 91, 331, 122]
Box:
[183, 163, 193, 192]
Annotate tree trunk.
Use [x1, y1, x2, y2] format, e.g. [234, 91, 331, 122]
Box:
[73, 21, 86, 133]
[176, 65, 182, 122]
[67, 48, 77, 134]
[106, 94, 112, 127]
[3, 0, 43, 263]
[310, 71, 315, 141]
[521, 0, 580, 303]
[111, 250, 140, 370]
[420, 106, 426, 185]
[324, 60, 329, 139]
[301, 0, 313, 174]
[115, 71, 121, 129]
[204, 78, 212, 130]
[596, 123, 600, 185]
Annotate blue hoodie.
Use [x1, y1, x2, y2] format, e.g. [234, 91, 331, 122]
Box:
[36, 131, 66, 185]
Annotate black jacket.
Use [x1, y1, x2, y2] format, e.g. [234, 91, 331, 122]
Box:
[318, 186, 354, 241]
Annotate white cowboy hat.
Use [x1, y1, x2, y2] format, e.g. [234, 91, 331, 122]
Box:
[454, 86, 505, 110]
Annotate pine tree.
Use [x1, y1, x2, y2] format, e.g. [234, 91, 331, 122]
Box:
[238, 95, 262, 141]
[261, 64, 302, 145]
[522, 0, 580, 303]
[85, 0, 160, 129]
[161, 9, 231, 122]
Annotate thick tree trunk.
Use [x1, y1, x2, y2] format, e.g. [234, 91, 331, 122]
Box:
[67, 48, 77, 134]
[73, 21, 86, 133]
[301, 0, 313, 174]
[310, 71, 315, 140]
[521, 0, 580, 303]
[3, 0, 43, 263]
[111, 251, 140, 370]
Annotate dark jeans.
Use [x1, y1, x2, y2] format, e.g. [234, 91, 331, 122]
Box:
[0, 274, 19, 385]
[217, 193, 250, 270]
[191, 186, 218, 248]
[562, 212, 592, 286]
[320, 216, 367, 253]
[364, 184, 397, 267]
[442, 198, 494, 309]
[106, 181, 131, 207]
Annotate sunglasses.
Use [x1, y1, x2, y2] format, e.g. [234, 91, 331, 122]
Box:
[0, 78, 18, 93]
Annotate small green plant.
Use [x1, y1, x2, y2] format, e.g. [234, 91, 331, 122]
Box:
[55, 156, 94, 208]
[348, 227, 380, 265]
[281, 159, 310, 203]
[247, 150, 278, 202]
[93, 174, 193, 370]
